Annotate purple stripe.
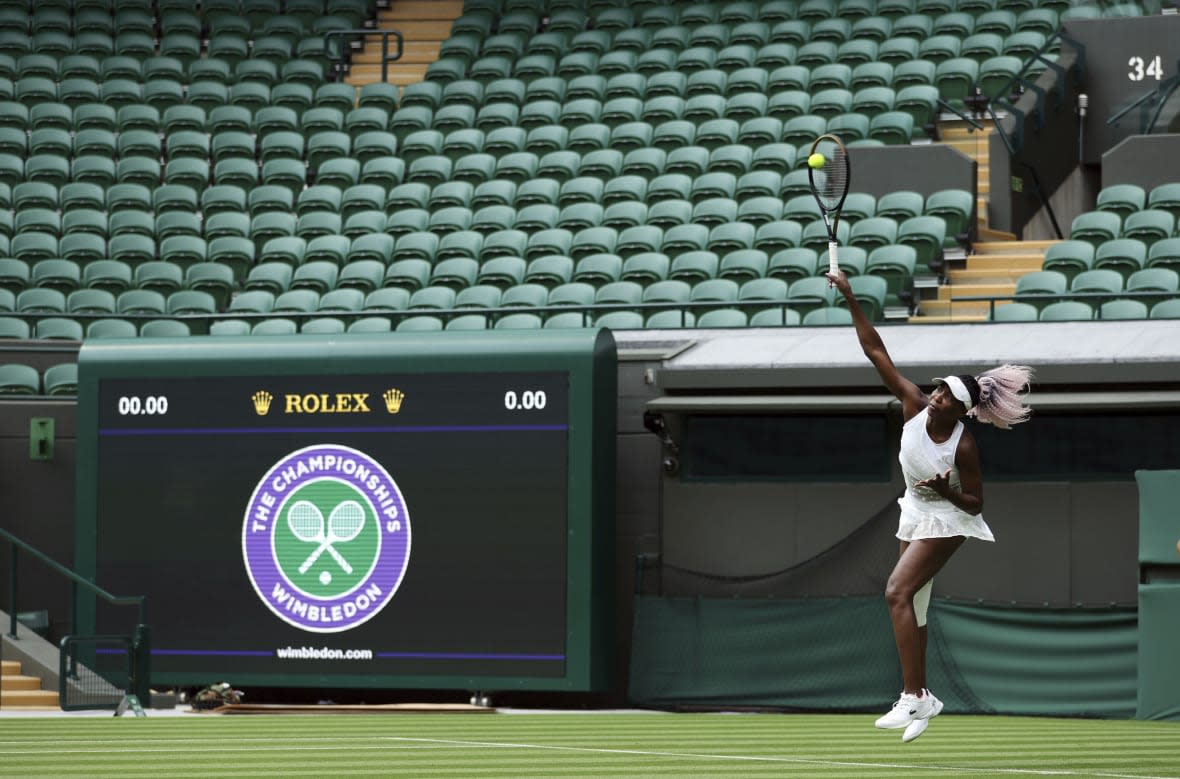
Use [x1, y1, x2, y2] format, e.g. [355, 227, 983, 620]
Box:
[100, 424, 568, 436]
[97, 648, 565, 661]
[376, 652, 565, 661]
[152, 649, 274, 657]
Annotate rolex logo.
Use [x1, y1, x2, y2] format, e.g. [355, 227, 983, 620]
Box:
[383, 389, 404, 414]
[252, 390, 274, 416]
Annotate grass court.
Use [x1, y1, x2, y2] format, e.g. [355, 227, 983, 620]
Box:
[0, 711, 1177, 778]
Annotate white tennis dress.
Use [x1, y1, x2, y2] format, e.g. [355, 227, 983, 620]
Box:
[896, 407, 995, 542]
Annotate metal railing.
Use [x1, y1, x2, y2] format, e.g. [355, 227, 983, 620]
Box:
[1, 527, 150, 711]
[948, 289, 1174, 320]
[982, 30, 1086, 240]
[323, 29, 405, 83]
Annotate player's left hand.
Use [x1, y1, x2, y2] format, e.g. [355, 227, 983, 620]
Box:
[915, 468, 953, 497]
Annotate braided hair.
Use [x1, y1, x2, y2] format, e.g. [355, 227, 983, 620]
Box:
[968, 364, 1035, 429]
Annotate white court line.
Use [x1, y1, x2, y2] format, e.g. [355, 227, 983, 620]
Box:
[385, 736, 1180, 779]
[0, 744, 476, 757]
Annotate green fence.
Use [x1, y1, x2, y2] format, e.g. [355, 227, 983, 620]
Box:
[629, 595, 1136, 718]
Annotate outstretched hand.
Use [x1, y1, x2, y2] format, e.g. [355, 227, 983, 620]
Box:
[826, 269, 851, 293]
[915, 468, 953, 497]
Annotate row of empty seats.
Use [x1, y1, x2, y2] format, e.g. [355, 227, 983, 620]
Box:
[993, 298, 1180, 321]
[0, 360, 75, 395]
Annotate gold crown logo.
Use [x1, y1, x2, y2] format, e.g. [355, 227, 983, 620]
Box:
[252, 390, 273, 416]
[383, 389, 404, 414]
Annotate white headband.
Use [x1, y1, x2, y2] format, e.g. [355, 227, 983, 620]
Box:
[934, 376, 974, 411]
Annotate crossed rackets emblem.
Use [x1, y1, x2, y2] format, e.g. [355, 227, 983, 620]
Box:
[286, 499, 366, 575]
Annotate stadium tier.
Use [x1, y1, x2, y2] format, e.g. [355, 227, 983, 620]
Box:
[0, 0, 1172, 368]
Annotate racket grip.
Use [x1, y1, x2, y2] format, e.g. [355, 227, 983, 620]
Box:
[828, 241, 839, 277]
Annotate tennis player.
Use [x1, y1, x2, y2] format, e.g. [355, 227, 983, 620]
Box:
[827, 270, 1033, 743]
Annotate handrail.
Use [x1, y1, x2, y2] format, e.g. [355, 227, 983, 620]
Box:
[2, 526, 145, 638]
[2, 526, 151, 710]
[936, 98, 985, 130]
[948, 289, 1174, 319]
[988, 30, 1085, 156]
[322, 29, 404, 83]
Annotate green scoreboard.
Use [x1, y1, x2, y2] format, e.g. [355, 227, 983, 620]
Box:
[75, 330, 616, 692]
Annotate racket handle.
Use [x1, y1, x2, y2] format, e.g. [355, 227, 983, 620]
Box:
[828, 241, 839, 277]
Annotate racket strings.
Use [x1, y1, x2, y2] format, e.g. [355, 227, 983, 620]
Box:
[821, 147, 848, 203]
[287, 500, 325, 540]
[327, 501, 365, 542]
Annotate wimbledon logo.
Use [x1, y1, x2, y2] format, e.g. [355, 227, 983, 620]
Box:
[242, 444, 411, 633]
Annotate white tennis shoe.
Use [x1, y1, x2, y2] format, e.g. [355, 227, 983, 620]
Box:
[902, 691, 945, 743]
[874, 689, 937, 729]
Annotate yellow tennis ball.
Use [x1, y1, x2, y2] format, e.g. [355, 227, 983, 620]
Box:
[808, 152, 826, 169]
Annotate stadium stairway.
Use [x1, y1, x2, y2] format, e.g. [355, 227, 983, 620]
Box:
[0, 659, 58, 709]
[917, 121, 1056, 322]
[346, 1, 465, 88]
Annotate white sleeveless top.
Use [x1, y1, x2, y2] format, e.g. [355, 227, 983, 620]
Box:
[896, 408, 995, 542]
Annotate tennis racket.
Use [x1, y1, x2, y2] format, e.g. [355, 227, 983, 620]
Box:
[807, 134, 851, 279]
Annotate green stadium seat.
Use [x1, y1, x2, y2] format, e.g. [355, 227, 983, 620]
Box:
[1098, 300, 1148, 320]
[1146, 238, 1180, 273]
[978, 56, 1023, 100]
[1041, 240, 1095, 284]
[800, 306, 852, 325]
[1093, 238, 1147, 281]
[786, 277, 839, 317]
[1126, 267, 1179, 299]
[1147, 183, 1180, 220]
[1121, 210, 1174, 248]
[0, 362, 40, 393]
[850, 217, 900, 252]
[85, 318, 137, 339]
[1039, 300, 1093, 321]
[962, 33, 1005, 64]
[934, 58, 979, 106]
[919, 34, 961, 64]
[897, 216, 947, 271]
[1014, 269, 1068, 311]
[1150, 299, 1180, 319]
[1097, 185, 1148, 218]
[32, 259, 82, 293]
[33, 318, 84, 341]
[877, 188, 920, 220]
[250, 318, 299, 335]
[990, 301, 1038, 321]
[108, 211, 153, 239]
[925, 189, 976, 245]
[865, 244, 918, 307]
[134, 261, 184, 296]
[1070, 268, 1123, 297]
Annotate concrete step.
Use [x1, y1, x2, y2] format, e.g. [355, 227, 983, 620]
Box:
[972, 239, 1057, 254]
[912, 312, 989, 323]
[1, 674, 42, 691]
[372, 19, 455, 38]
[380, 0, 464, 21]
[346, 65, 428, 87]
[937, 281, 1015, 299]
[950, 270, 1034, 286]
[354, 41, 441, 64]
[978, 226, 1019, 241]
[0, 689, 59, 708]
[918, 298, 998, 318]
[958, 255, 1044, 272]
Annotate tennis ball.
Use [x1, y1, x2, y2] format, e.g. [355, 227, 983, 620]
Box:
[808, 152, 826, 169]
